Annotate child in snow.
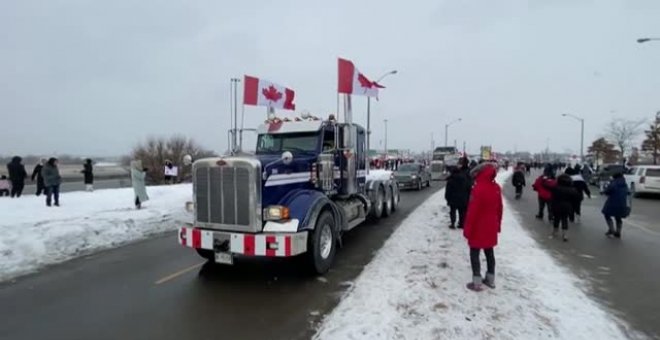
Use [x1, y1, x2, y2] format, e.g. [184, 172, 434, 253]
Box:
[0, 175, 11, 197]
[464, 163, 503, 291]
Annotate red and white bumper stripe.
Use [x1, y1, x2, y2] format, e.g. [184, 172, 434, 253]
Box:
[178, 227, 308, 257]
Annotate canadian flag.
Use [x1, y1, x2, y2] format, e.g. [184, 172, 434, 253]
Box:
[243, 75, 296, 110]
[337, 58, 384, 98]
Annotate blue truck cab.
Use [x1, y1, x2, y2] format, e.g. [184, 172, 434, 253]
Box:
[179, 114, 399, 274]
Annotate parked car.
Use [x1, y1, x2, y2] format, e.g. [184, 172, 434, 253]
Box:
[592, 164, 627, 192]
[394, 162, 431, 190]
[624, 165, 660, 196]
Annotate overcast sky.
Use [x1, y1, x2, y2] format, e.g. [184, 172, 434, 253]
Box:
[1, 0, 659, 157]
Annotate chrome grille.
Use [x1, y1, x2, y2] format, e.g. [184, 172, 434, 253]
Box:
[431, 164, 444, 172]
[193, 158, 261, 232]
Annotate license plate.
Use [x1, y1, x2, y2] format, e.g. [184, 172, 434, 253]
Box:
[214, 252, 233, 265]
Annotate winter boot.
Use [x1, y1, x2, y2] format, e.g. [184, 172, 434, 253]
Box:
[449, 224, 456, 230]
[535, 214, 543, 220]
[482, 273, 496, 289]
[466, 276, 484, 292]
[562, 230, 568, 242]
[614, 220, 623, 239]
[605, 220, 615, 238]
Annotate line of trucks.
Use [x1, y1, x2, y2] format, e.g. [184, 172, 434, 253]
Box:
[178, 113, 400, 274]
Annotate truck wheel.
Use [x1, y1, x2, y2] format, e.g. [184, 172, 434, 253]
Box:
[390, 186, 399, 212]
[370, 186, 384, 219]
[382, 188, 393, 217]
[196, 249, 214, 261]
[307, 211, 336, 274]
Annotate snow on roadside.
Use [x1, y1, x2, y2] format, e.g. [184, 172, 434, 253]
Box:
[315, 170, 637, 340]
[0, 185, 191, 282]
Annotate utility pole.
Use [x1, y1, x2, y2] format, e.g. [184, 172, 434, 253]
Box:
[654, 111, 660, 165]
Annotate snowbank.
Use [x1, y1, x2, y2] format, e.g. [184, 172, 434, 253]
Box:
[315, 170, 636, 340]
[366, 169, 393, 182]
[0, 185, 191, 282]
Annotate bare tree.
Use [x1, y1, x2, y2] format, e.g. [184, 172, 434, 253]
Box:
[605, 118, 644, 163]
[129, 136, 216, 184]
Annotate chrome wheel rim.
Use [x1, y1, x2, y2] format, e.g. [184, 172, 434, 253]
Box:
[320, 223, 332, 259]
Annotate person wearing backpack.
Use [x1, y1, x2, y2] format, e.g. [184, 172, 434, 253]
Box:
[512, 165, 526, 199]
[602, 172, 629, 239]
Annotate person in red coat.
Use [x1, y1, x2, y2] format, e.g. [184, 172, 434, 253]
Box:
[532, 164, 556, 221]
[463, 163, 503, 291]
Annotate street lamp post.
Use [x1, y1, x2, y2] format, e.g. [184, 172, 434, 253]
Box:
[384, 119, 388, 159]
[444, 118, 462, 147]
[562, 113, 585, 162]
[654, 111, 660, 165]
[367, 70, 397, 172]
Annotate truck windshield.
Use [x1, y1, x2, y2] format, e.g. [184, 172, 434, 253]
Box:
[256, 132, 319, 154]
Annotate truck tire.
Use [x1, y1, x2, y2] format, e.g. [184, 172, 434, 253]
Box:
[307, 211, 336, 274]
[390, 186, 399, 212]
[382, 186, 393, 217]
[370, 186, 384, 219]
[196, 249, 214, 261]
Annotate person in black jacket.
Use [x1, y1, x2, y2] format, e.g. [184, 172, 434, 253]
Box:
[512, 165, 526, 199]
[445, 163, 472, 229]
[81, 158, 94, 191]
[549, 174, 579, 242]
[6, 156, 28, 198]
[568, 164, 591, 222]
[31, 158, 46, 196]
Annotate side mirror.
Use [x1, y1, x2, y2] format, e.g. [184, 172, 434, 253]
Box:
[282, 151, 293, 165]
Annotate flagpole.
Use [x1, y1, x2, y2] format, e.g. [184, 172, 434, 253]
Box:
[336, 93, 340, 122]
[239, 102, 245, 152]
[366, 97, 370, 175]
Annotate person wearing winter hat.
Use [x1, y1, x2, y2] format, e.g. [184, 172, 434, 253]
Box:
[464, 163, 503, 291]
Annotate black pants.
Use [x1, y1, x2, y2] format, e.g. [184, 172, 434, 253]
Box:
[135, 196, 141, 208]
[449, 205, 466, 228]
[36, 180, 45, 196]
[604, 215, 623, 230]
[515, 185, 523, 196]
[10, 181, 24, 197]
[46, 185, 60, 206]
[470, 248, 495, 277]
[553, 213, 569, 230]
[0, 189, 9, 197]
[537, 198, 553, 219]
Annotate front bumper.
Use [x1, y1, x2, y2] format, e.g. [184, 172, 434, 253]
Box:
[397, 180, 418, 188]
[178, 226, 308, 257]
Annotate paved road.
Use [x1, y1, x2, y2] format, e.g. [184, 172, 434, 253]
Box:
[0, 184, 444, 340]
[505, 171, 660, 339]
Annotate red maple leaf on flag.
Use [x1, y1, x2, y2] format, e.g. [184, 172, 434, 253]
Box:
[357, 73, 385, 90]
[262, 85, 283, 102]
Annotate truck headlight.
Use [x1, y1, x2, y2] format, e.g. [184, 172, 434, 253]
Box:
[264, 205, 290, 221]
[185, 201, 194, 213]
[411, 175, 417, 179]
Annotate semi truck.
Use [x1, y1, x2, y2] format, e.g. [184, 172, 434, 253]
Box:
[178, 113, 400, 274]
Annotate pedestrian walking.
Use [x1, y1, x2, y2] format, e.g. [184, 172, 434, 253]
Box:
[81, 158, 94, 191]
[31, 159, 46, 196]
[42, 158, 62, 207]
[602, 172, 629, 239]
[548, 174, 579, 241]
[464, 163, 503, 292]
[512, 165, 526, 199]
[568, 164, 591, 222]
[0, 175, 11, 197]
[131, 160, 149, 209]
[445, 164, 471, 229]
[532, 164, 556, 221]
[6, 156, 27, 198]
